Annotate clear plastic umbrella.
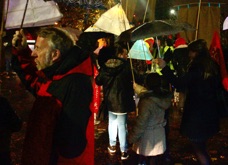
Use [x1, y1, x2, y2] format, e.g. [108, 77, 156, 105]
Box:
[4, 0, 62, 29]
[223, 16, 228, 31]
[94, 3, 130, 36]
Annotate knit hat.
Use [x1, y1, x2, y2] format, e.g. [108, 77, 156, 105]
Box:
[174, 37, 186, 48]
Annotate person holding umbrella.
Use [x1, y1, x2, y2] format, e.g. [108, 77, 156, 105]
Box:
[155, 39, 220, 165]
[11, 27, 93, 165]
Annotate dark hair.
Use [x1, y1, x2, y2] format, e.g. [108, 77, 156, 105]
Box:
[188, 39, 219, 79]
[98, 47, 116, 67]
[145, 73, 162, 90]
[188, 39, 209, 57]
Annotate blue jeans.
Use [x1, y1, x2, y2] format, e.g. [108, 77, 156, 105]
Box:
[108, 111, 128, 152]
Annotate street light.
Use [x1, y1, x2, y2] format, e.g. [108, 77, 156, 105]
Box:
[169, 8, 177, 21]
[170, 9, 176, 16]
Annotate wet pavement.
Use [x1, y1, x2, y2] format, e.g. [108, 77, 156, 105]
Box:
[0, 72, 228, 165]
[95, 111, 228, 165]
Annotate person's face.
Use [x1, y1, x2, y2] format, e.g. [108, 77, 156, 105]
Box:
[31, 36, 54, 70]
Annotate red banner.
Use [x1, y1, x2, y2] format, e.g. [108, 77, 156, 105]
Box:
[209, 31, 228, 91]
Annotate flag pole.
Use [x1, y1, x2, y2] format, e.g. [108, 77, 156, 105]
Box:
[143, 0, 150, 23]
[21, 0, 29, 29]
[14, 0, 29, 47]
[195, 0, 202, 40]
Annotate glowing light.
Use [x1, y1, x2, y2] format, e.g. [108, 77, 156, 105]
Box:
[170, 9, 176, 15]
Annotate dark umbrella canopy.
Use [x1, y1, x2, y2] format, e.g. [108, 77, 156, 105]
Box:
[118, 20, 195, 42]
[132, 20, 183, 41]
[116, 26, 137, 43]
[76, 32, 114, 51]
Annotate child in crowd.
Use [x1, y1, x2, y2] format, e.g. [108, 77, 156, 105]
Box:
[129, 73, 172, 165]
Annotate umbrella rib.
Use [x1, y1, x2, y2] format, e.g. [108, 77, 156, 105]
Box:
[141, 40, 148, 61]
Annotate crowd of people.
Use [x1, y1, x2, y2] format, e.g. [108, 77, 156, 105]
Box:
[0, 26, 227, 165]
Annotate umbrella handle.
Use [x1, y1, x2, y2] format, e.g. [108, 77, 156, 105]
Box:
[20, 0, 29, 29]
[15, 0, 29, 47]
[127, 42, 135, 82]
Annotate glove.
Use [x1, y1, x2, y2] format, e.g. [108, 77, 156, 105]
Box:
[12, 29, 27, 50]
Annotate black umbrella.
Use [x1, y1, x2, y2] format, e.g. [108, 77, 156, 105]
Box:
[116, 26, 137, 43]
[118, 20, 195, 42]
[76, 32, 114, 51]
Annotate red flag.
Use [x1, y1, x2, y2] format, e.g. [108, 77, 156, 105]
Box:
[222, 77, 228, 91]
[209, 31, 228, 91]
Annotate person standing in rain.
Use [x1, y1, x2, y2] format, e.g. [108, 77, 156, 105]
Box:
[11, 27, 93, 165]
[95, 45, 136, 160]
[172, 37, 190, 111]
[129, 73, 172, 165]
[155, 39, 220, 165]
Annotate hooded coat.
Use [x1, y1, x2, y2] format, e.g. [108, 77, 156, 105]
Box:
[12, 45, 93, 165]
[95, 57, 136, 114]
[129, 90, 172, 156]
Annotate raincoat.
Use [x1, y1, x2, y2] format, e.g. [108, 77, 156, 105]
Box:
[12, 45, 93, 165]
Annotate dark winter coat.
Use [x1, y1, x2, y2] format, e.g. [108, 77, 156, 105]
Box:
[95, 58, 136, 114]
[161, 60, 220, 141]
[12, 46, 93, 165]
[172, 45, 190, 79]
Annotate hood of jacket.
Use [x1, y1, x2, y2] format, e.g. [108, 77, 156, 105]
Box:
[102, 58, 126, 77]
[139, 90, 172, 110]
[40, 46, 92, 80]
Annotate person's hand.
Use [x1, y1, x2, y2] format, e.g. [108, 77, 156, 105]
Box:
[154, 58, 167, 69]
[12, 29, 27, 50]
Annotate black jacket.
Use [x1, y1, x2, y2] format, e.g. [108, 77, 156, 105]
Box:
[12, 46, 93, 164]
[95, 58, 136, 114]
[161, 59, 220, 140]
